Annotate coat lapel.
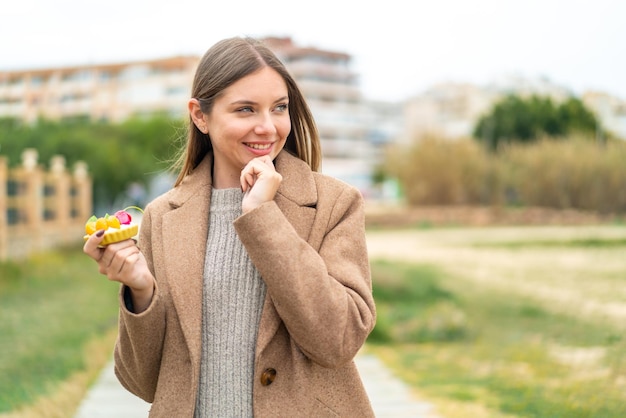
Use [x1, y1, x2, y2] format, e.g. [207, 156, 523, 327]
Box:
[162, 155, 213, 368]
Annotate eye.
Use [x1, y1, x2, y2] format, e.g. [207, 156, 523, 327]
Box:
[275, 103, 289, 112]
[236, 106, 254, 113]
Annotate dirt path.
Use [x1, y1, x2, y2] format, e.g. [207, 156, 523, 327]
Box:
[366, 225, 626, 325]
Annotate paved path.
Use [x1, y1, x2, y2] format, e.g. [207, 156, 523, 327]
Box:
[357, 353, 437, 417]
[74, 351, 436, 417]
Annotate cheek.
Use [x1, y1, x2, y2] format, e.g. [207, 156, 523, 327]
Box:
[210, 123, 245, 144]
[278, 119, 292, 140]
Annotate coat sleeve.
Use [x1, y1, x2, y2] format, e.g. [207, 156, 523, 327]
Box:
[234, 183, 376, 368]
[113, 204, 166, 403]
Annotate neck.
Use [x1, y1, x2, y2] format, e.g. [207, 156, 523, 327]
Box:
[211, 160, 241, 190]
[212, 177, 240, 190]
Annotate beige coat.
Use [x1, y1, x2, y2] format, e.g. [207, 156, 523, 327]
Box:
[114, 150, 377, 417]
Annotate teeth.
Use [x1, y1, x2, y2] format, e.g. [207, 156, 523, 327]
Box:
[246, 143, 271, 150]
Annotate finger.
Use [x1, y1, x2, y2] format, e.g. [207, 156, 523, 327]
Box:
[250, 157, 276, 177]
[258, 155, 275, 167]
[83, 230, 106, 259]
[108, 238, 139, 250]
[98, 239, 138, 273]
[107, 246, 140, 280]
[102, 239, 139, 262]
[122, 252, 140, 273]
[245, 172, 256, 187]
[243, 157, 268, 172]
[240, 156, 276, 191]
[240, 168, 257, 191]
[240, 170, 250, 192]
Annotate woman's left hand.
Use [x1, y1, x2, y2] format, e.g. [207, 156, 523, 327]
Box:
[240, 156, 282, 213]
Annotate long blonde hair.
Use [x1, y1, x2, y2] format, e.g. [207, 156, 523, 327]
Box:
[173, 37, 321, 186]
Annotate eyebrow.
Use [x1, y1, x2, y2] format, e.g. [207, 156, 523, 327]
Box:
[229, 96, 289, 106]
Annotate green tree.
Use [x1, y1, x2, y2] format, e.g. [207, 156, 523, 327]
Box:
[558, 97, 600, 135]
[473, 94, 600, 151]
[0, 116, 185, 209]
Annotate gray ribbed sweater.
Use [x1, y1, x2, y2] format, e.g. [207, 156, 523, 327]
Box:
[194, 188, 267, 418]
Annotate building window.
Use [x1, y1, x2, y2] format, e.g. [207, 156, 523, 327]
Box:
[165, 86, 186, 96]
[7, 208, 23, 225]
[31, 76, 45, 86]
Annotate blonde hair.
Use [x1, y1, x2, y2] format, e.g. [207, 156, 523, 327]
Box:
[173, 37, 321, 186]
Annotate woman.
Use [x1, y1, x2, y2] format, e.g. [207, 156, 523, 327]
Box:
[84, 36, 376, 417]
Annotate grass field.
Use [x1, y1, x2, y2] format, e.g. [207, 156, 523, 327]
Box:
[3, 224, 626, 417]
[366, 225, 626, 417]
[0, 246, 119, 417]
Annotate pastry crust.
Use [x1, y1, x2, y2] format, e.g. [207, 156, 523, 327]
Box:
[84, 224, 139, 245]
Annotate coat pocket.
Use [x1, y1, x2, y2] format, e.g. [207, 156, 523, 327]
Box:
[310, 398, 339, 417]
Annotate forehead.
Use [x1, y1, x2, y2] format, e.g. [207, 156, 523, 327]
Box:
[222, 67, 288, 99]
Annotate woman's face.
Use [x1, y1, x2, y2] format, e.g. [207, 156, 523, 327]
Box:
[201, 67, 291, 188]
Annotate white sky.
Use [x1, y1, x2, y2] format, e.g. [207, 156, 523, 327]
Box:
[2, 0, 625, 102]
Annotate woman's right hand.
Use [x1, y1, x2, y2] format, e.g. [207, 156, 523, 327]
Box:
[83, 230, 155, 313]
[240, 155, 282, 214]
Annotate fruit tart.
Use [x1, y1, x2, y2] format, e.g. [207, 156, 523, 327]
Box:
[84, 206, 142, 246]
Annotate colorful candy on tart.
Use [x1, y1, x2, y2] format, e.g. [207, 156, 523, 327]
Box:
[84, 206, 142, 245]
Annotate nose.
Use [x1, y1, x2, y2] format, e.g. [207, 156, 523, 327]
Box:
[254, 112, 277, 136]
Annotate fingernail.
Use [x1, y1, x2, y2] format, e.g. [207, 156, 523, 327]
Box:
[95, 230, 105, 237]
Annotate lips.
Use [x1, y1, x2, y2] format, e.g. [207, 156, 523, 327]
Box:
[244, 142, 272, 150]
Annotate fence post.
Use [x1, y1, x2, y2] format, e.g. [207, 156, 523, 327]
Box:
[1, 151, 91, 260]
[21, 149, 44, 253]
[0, 156, 7, 261]
[48, 155, 71, 243]
[73, 161, 92, 226]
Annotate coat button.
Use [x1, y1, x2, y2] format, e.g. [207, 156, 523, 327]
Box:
[260, 368, 277, 386]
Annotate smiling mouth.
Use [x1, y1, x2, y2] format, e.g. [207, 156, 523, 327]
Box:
[245, 143, 272, 150]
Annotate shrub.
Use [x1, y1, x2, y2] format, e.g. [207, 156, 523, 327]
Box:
[384, 134, 626, 214]
[385, 135, 498, 206]
[501, 137, 626, 213]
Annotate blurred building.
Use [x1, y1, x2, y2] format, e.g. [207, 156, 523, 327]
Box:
[0, 56, 197, 123]
[263, 37, 401, 197]
[582, 91, 626, 140]
[0, 37, 402, 199]
[402, 82, 495, 141]
[401, 75, 626, 142]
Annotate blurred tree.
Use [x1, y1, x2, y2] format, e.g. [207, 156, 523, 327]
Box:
[473, 94, 600, 151]
[558, 97, 600, 136]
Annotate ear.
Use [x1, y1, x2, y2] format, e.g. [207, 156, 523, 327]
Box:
[188, 98, 207, 133]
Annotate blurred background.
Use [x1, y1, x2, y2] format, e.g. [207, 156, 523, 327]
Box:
[2, 1, 626, 417]
[2, 0, 626, 211]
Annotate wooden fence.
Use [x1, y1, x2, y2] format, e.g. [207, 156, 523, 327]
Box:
[0, 149, 92, 261]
